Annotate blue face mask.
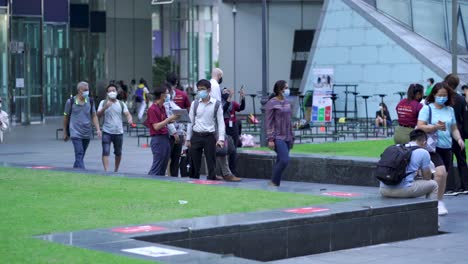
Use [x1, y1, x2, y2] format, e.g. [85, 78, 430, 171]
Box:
[283, 89, 290, 96]
[198, 90, 208, 99]
[82, 91, 89, 98]
[435, 96, 448, 105]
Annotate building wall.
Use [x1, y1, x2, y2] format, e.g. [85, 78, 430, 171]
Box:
[218, 1, 322, 113]
[304, 0, 442, 119]
[106, 0, 152, 87]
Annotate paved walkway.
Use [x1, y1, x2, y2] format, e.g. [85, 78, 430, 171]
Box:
[1, 120, 467, 263]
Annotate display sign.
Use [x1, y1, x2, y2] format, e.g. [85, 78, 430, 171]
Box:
[122, 246, 187, 258]
[311, 68, 334, 122]
[111, 225, 166, 234]
[284, 207, 329, 214]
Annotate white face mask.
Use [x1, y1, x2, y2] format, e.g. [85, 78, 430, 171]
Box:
[108, 91, 117, 99]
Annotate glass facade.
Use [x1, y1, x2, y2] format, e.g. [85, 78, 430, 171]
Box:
[375, 0, 468, 54]
[0, 9, 8, 111]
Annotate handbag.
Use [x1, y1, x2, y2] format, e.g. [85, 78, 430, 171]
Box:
[425, 106, 438, 153]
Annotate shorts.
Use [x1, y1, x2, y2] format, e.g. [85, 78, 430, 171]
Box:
[430, 151, 444, 167]
[102, 132, 123, 156]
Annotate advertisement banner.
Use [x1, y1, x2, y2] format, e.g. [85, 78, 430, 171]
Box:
[311, 68, 334, 122]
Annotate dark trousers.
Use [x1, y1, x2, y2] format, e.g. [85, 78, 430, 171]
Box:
[189, 132, 216, 180]
[448, 140, 468, 190]
[71, 138, 90, 169]
[169, 135, 184, 177]
[272, 139, 291, 186]
[148, 135, 171, 176]
[226, 126, 239, 175]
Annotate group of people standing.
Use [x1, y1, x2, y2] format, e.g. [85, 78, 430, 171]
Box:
[62, 70, 295, 187]
[380, 73, 468, 217]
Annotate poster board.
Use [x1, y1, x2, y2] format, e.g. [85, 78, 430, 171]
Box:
[311, 68, 334, 122]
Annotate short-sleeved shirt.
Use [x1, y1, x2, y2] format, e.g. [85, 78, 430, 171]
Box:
[147, 103, 168, 136]
[396, 99, 423, 127]
[64, 97, 96, 139]
[418, 103, 456, 149]
[98, 100, 129, 135]
[173, 89, 191, 109]
[380, 143, 431, 189]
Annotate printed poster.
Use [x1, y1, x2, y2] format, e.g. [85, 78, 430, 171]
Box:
[311, 68, 334, 122]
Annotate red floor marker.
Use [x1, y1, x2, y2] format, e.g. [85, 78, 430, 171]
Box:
[322, 192, 360, 197]
[28, 166, 54, 169]
[284, 207, 329, 214]
[112, 225, 166, 234]
[141, 143, 149, 148]
[189, 180, 223, 185]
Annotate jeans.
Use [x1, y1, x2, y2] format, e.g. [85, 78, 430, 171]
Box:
[71, 138, 91, 169]
[271, 139, 291, 186]
[148, 135, 171, 176]
[102, 132, 123, 156]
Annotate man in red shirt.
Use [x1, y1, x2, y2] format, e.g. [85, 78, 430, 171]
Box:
[147, 86, 179, 176]
[167, 73, 190, 109]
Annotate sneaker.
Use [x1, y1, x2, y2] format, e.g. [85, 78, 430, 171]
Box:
[223, 175, 242, 182]
[444, 190, 459, 196]
[461, 190, 468, 195]
[438, 201, 448, 216]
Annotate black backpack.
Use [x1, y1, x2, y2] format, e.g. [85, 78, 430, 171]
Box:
[375, 145, 419, 185]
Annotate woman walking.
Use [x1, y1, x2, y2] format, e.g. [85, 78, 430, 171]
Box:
[265, 80, 294, 186]
[417, 82, 465, 215]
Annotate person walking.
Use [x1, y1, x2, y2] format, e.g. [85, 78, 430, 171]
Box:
[146, 86, 180, 176]
[186, 79, 225, 180]
[265, 80, 294, 186]
[135, 78, 149, 121]
[0, 96, 9, 143]
[63, 81, 102, 169]
[394, 83, 424, 144]
[417, 82, 465, 215]
[97, 84, 133, 172]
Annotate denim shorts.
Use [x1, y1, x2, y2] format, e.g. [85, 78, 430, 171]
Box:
[102, 132, 123, 156]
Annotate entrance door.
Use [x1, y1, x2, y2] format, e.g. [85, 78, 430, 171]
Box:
[10, 17, 42, 124]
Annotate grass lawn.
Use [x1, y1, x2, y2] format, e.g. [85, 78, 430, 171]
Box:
[253, 139, 394, 158]
[0, 167, 344, 264]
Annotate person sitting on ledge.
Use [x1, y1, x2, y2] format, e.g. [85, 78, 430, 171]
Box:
[379, 129, 438, 201]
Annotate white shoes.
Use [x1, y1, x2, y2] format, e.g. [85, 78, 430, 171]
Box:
[438, 201, 448, 216]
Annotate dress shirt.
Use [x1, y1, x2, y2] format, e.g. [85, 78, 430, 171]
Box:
[186, 97, 225, 141]
[209, 79, 221, 101]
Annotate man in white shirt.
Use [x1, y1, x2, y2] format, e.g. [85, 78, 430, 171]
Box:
[209, 68, 223, 101]
[186, 79, 225, 180]
[97, 84, 133, 172]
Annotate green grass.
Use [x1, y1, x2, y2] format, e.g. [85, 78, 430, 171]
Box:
[0, 167, 343, 264]
[253, 139, 394, 158]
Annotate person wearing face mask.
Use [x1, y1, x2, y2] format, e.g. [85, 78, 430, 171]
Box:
[147, 86, 180, 176]
[97, 84, 133, 172]
[186, 79, 226, 180]
[394, 83, 424, 144]
[425, 78, 435, 97]
[0, 96, 9, 143]
[417, 82, 465, 216]
[221, 87, 245, 176]
[443, 74, 468, 195]
[265, 80, 294, 187]
[162, 81, 185, 177]
[63, 81, 102, 169]
[209, 68, 223, 101]
[375, 102, 391, 128]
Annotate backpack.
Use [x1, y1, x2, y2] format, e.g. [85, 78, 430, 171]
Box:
[135, 87, 144, 103]
[375, 145, 419, 185]
[66, 96, 94, 137]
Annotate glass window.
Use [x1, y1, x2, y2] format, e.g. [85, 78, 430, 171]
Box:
[376, 0, 412, 27]
[412, 0, 447, 49]
[0, 13, 7, 110]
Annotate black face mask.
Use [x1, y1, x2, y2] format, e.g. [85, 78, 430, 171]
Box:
[222, 93, 229, 101]
[218, 77, 223, 85]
